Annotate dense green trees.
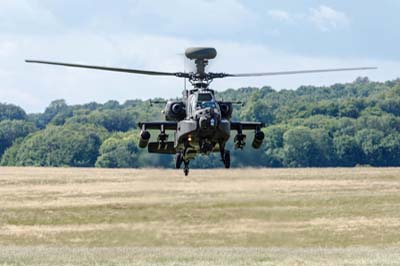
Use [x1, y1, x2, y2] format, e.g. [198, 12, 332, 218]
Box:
[0, 120, 37, 157]
[333, 135, 362, 166]
[1, 78, 400, 168]
[283, 127, 320, 167]
[31, 99, 72, 128]
[67, 109, 136, 132]
[0, 103, 27, 121]
[1, 124, 107, 167]
[95, 131, 139, 168]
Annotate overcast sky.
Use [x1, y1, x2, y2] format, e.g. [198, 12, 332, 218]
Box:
[1, 0, 399, 112]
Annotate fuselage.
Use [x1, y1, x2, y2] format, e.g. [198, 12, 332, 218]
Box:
[171, 89, 230, 159]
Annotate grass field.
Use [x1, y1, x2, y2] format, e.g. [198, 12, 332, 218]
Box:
[0, 167, 400, 265]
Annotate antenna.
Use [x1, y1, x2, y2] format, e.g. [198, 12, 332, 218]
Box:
[183, 55, 187, 91]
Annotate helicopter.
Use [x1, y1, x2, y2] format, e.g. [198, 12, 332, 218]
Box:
[26, 47, 376, 175]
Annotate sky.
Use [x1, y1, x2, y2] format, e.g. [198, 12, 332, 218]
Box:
[0, 0, 399, 112]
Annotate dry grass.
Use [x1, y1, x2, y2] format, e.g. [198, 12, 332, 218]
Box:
[1, 247, 400, 266]
[0, 167, 400, 265]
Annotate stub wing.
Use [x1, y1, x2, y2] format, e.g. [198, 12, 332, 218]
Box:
[138, 121, 178, 130]
[230, 121, 265, 131]
[230, 121, 265, 149]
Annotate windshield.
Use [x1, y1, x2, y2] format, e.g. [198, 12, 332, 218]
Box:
[197, 101, 217, 109]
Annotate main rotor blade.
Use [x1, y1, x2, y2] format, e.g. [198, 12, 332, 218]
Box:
[25, 60, 187, 77]
[223, 67, 377, 77]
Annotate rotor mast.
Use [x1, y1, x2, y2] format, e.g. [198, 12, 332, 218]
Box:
[184, 47, 218, 91]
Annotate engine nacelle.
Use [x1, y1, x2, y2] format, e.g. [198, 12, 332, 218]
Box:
[252, 131, 265, 149]
[165, 101, 186, 121]
[218, 102, 233, 119]
[139, 130, 151, 148]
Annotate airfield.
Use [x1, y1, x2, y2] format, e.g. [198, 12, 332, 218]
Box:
[0, 167, 400, 265]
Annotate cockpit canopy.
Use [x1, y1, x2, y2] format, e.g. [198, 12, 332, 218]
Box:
[197, 92, 213, 101]
[196, 92, 217, 109]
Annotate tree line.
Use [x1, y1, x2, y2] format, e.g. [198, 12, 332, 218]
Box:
[1, 77, 400, 168]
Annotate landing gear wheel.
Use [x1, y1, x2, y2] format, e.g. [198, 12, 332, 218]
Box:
[184, 161, 190, 176]
[224, 150, 231, 169]
[175, 152, 183, 169]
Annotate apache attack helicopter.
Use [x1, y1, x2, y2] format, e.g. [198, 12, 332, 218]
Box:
[26, 47, 376, 175]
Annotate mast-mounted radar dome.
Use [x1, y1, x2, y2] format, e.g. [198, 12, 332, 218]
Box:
[185, 47, 217, 60]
